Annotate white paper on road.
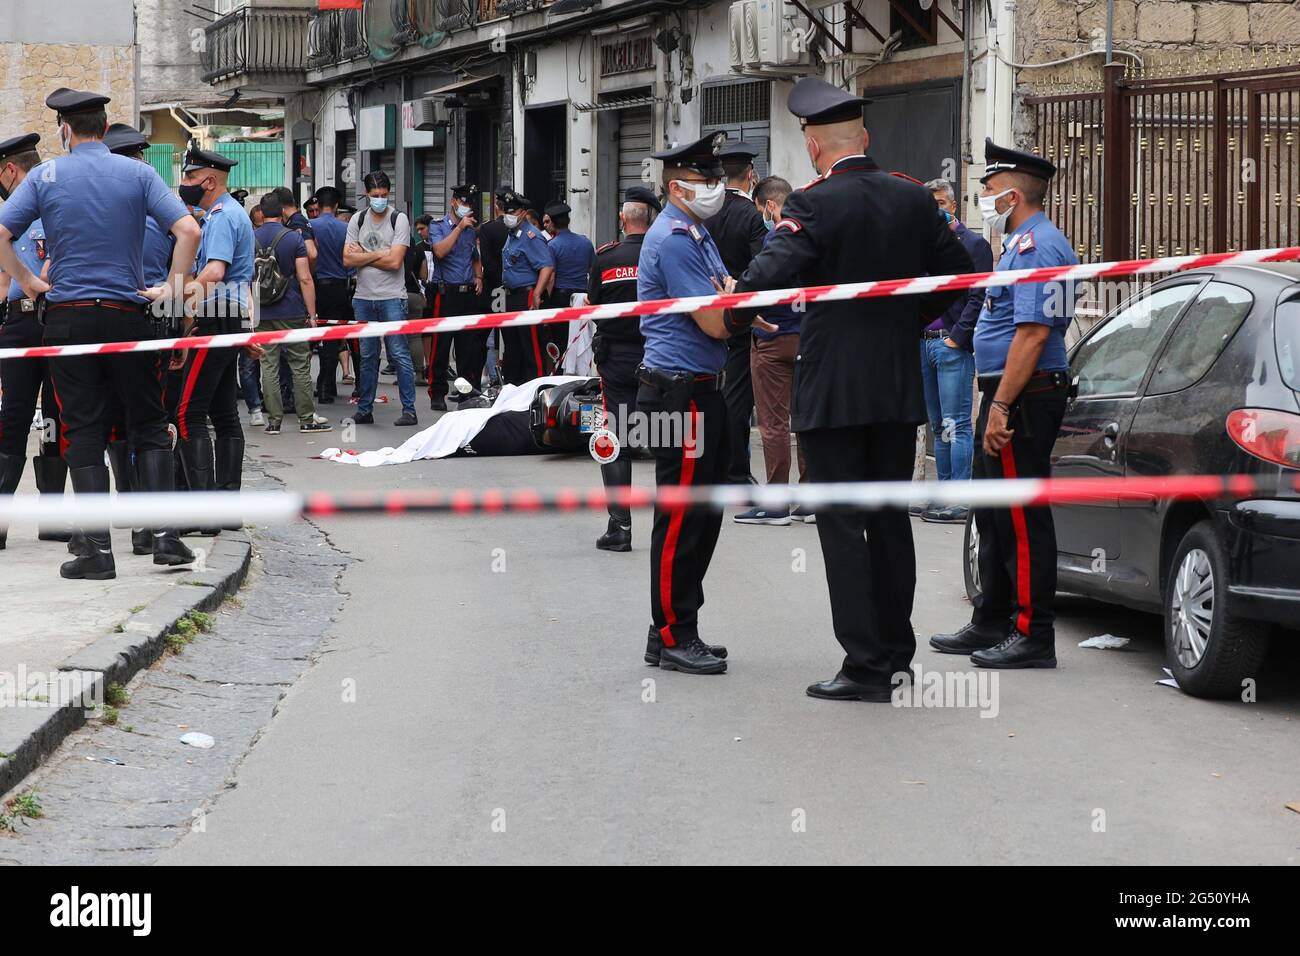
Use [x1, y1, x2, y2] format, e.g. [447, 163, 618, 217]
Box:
[1078, 634, 1131, 650]
[319, 376, 589, 467]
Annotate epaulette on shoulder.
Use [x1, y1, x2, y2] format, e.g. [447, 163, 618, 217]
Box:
[596, 240, 620, 254]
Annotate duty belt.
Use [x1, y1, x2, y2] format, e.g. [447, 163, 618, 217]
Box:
[637, 365, 726, 394]
[977, 369, 1071, 396]
[46, 298, 144, 313]
[435, 282, 476, 294]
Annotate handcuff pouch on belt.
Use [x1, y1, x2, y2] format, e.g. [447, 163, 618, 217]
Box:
[638, 365, 695, 413]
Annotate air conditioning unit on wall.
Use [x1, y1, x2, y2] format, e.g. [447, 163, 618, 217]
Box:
[411, 98, 450, 130]
[728, 0, 812, 75]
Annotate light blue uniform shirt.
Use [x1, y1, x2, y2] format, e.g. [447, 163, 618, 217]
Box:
[142, 215, 174, 288]
[502, 224, 554, 290]
[196, 191, 255, 312]
[638, 201, 729, 375]
[0, 140, 187, 303]
[972, 211, 1078, 375]
[5, 218, 45, 302]
[428, 214, 479, 285]
[546, 228, 595, 290]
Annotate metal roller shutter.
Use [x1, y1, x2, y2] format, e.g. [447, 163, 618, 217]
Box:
[701, 79, 771, 178]
[421, 146, 447, 219]
[617, 106, 653, 199]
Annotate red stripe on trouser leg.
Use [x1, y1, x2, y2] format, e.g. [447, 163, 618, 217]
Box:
[658, 399, 698, 648]
[999, 443, 1034, 636]
[424, 293, 443, 399]
[175, 348, 208, 442]
[526, 289, 543, 375]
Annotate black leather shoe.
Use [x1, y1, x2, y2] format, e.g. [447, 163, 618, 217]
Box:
[152, 531, 195, 567]
[971, 631, 1057, 669]
[644, 626, 726, 665]
[33, 455, 72, 542]
[132, 529, 154, 555]
[138, 448, 197, 561]
[657, 636, 727, 674]
[61, 466, 115, 580]
[805, 672, 893, 702]
[596, 519, 631, 552]
[352, 412, 374, 425]
[0, 450, 24, 549]
[68, 530, 92, 558]
[928, 622, 1006, 655]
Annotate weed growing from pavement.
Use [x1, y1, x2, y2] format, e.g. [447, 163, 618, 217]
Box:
[106, 683, 129, 707]
[1, 792, 43, 830]
[101, 706, 119, 725]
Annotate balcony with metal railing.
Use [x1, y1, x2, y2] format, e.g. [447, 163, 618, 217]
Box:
[201, 5, 310, 90]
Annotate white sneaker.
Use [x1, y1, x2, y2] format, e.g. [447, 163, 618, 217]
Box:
[250, 409, 266, 426]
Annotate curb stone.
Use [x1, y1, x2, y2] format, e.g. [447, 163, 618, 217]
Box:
[0, 531, 252, 799]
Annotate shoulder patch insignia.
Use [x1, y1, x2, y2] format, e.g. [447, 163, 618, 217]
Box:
[775, 219, 802, 233]
[1018, 232, 1036, 253]
[688, 224, 703, 242]
[669, 220, 692, 233]
[595, 240, 620, 254]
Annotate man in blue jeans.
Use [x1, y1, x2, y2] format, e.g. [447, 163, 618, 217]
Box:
[343, 171, 417, 426]
[916, 178, 993, 523]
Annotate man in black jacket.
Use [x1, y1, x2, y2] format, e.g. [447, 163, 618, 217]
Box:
[703, 142, 767, 486]
[586, 186, 660, 553]
[737, 78, 974, 701]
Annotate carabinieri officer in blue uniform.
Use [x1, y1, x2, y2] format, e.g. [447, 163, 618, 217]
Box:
[541, 200, 594, 364]
[173, 147, 256, 529]
[0, 132, 69, 550]
[637, 131, 776, 675]
[0, 88, 202, 579]
[425, 183, 485, 409]
[929, 138, 1077, 669]
[499, 191, 554, 383]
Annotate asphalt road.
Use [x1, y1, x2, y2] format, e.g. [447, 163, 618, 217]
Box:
[139, 390, 1299, 866]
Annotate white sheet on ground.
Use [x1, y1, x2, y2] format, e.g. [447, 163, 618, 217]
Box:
[319, 376, 588, 467]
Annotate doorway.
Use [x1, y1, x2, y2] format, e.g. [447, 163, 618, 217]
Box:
[524, 104, 567, 210]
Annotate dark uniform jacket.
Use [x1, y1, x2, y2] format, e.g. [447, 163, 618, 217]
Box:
[586, 233, 645, 348]
[738, 156, 974, 431]
[478, 217, 509, 291]
[703, 188, 766, 279]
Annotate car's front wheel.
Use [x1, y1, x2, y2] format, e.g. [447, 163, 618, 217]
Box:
[1164, 521, 1270, 699]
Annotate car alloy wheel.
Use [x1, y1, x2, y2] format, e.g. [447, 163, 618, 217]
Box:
[1170, 547, 1214, 668]
[967, 517, 981, 595]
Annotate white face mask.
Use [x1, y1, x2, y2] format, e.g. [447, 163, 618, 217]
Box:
[503, 213, 520, 229]
[454, 204, 472, 219]
[979, 188, 1017, 234]
[673, 180, 726, 219]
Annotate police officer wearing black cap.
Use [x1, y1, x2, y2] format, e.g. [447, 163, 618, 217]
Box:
[0, 88, 203, 578]
[738, 77, 974, 700]
[172, 146, 256, 529]
[701, 140, 767, 487]
[499, 191, 555, 383]
[928, 139, 1078, 670]
[637, 132, 778, 675]
[586, 185, 660, 553]
[541, 199, 595, 364]
[477, 186, 513, 380]
[0, 132, 69, 550]
[423, 183, 486, 408]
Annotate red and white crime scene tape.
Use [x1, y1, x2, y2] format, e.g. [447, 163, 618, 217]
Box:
[1, 245, 1298, 360]
[0, 475, 1295, 527]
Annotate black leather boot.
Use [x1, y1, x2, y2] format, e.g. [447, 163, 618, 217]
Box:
[130, 451, 152, 555]
[657, 636, 727, 675]
[971, 631, 1057, 669]
[928, 621, 1007, 655]
[596, 457, 632, 552]
[138, 448, 195, 567]
[644, 625, 727, 665]
[0, 451, 25, 550]
[32, 455, 73, 542]
[59, 465, 115, 580]
[214, 436, 245, 531]
[178, 435, 219, 536]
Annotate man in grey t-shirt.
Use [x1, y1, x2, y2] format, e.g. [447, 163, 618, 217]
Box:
[343, 170, 417, 425]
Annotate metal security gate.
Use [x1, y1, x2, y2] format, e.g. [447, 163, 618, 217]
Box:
[617, 105, 653, 200]
[1026, 58, 1300, 263]
[701, 79, 771, 177]
[421, 144, 447, 219]
[337, 130, 357, 198]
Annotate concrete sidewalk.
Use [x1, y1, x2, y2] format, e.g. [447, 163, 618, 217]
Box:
[0, 433, 252, 796]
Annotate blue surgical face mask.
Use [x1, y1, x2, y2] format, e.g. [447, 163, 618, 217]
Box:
[942, 210, 954, 223]
[763, 214, 775, 232]
[369, 196, 389, 214]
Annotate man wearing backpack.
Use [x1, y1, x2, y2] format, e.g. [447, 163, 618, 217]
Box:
[344, 170, 417, 426]
[254, 192, 330, 435]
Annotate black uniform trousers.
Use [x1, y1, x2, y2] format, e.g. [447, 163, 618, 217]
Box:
[0, 306, 62, 458]
[722, 331, 755, 483]
[175, 315, 243, 444]
[42, 303, 169, 469]
[422, 286, 487, 401]
[501, 288, 546, 385]
[595, 338, 642, 526]
[969, 376, 1069, 643]
[315, 279, 353, 402]
[801, 421, 918, 684]
[640, 381, 730, 647]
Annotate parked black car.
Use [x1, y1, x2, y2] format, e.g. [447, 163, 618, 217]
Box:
[964, 263, 1300, 698]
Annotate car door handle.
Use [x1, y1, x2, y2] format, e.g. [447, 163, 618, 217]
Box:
[1102, 422, 1120, 447]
